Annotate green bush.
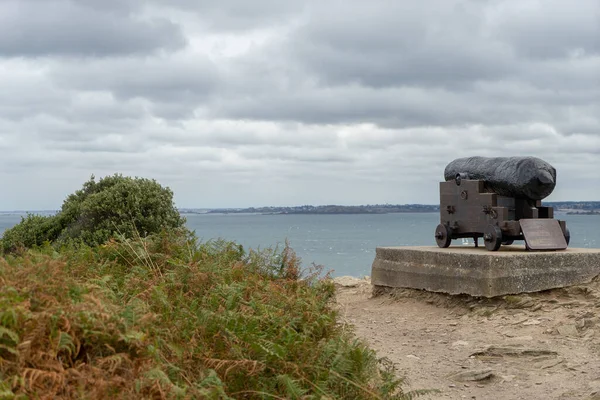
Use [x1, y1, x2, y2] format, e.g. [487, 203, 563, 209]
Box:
[1, 174, 185, 253]
[0, 213, 61, 252]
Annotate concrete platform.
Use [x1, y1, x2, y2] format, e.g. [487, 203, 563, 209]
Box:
[371, 246, 600, 298]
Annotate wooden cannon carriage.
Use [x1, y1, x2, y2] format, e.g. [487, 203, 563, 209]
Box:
[434, 157, 570, 251]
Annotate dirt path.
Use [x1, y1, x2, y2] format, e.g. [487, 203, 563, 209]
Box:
[334, 276, 600, 400]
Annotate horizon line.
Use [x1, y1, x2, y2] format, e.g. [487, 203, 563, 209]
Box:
[1, 200, 599, 214]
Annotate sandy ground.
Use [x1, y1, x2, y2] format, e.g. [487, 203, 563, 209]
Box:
[333, 276, 600, 400]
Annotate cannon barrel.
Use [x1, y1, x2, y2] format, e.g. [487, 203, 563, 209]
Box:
[444, 156, 556, 200]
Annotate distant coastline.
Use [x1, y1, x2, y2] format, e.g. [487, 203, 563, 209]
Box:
[3, 201, 599, 216]
[191, 204, 439, 215]
[545, 201, 600, 216]
[182, 201, 600, 215]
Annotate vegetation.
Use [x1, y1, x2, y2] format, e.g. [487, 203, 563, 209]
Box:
[1, 174, 185, 253]
[0, 174, 419, 399]
[0, 231, 416, 399]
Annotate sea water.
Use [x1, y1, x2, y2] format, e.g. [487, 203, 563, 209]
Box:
[1, 212, 598, 277]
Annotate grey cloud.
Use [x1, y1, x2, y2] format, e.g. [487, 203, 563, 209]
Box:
[44, 135, 146, 154]
[213, 81, 565, 129]
[236, 146, 356, 164]
[0, 0, 186, 57]
[213, 84, 458, 126]
[0, 0, 599, 210]
[18, 0, 303, 32]
[164, 0, 304, 31]
[0, 60, 70, 121]
[287, 1, 516, 88]
[143, 122, 338, 150]
[283, 0, 600, 89]
[208, 0, 599, 133]
[64, 94, 148, 124]
[50, 55, 218, 118]
[487, 0, 600, 59]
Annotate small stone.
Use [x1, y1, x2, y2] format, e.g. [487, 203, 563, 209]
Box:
[333, 276, 363, 287]
[510, 336, 534, 341]
[449, 368, 494, 382]
[449, 384, 456, 388]
[523, 319, 542, 326]
[566, 362, 580, 371]
[471, 345, 557, 358]
[584, 330, 595, 339]
[588, 380, 600, 392]
[406, 354, 421, 360]
[536, 358, 564, 370]
[452, 340, 470, 347]
[557, 324, 579, 337]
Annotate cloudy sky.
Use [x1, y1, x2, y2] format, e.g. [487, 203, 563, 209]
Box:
[0, 0, 598, 210]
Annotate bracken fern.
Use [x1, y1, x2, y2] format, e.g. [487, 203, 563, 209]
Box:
[0, 229, 422, 399]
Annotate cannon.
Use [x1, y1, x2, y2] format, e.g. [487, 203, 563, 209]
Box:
[435, 156, 570, 251]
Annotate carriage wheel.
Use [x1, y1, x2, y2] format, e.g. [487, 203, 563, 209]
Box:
[564, 228, 570, 246]
[483, 225, 502, 251]
[435, 224, 452, 248]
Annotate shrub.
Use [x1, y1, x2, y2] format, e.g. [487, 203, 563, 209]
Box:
[1, 174, 185, 253]
[0, 213, 61, 252]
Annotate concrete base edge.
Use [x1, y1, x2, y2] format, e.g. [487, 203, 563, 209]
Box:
[371, 246, 600, 298]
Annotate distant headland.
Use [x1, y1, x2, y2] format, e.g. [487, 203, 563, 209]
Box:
[207, 204, 438, 214]
[3, 202, 599, 216]
[180, 201, 600, 215]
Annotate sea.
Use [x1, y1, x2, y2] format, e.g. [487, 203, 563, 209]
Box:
[1, 212, 598, 277]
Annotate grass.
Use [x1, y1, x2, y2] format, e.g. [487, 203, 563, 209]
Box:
[0, 229, 417, 399]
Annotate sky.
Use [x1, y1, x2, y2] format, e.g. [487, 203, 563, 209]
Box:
[0, 0, 598, 210]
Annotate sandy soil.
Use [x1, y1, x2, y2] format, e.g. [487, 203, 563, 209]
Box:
[333, 276, 600, 400]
